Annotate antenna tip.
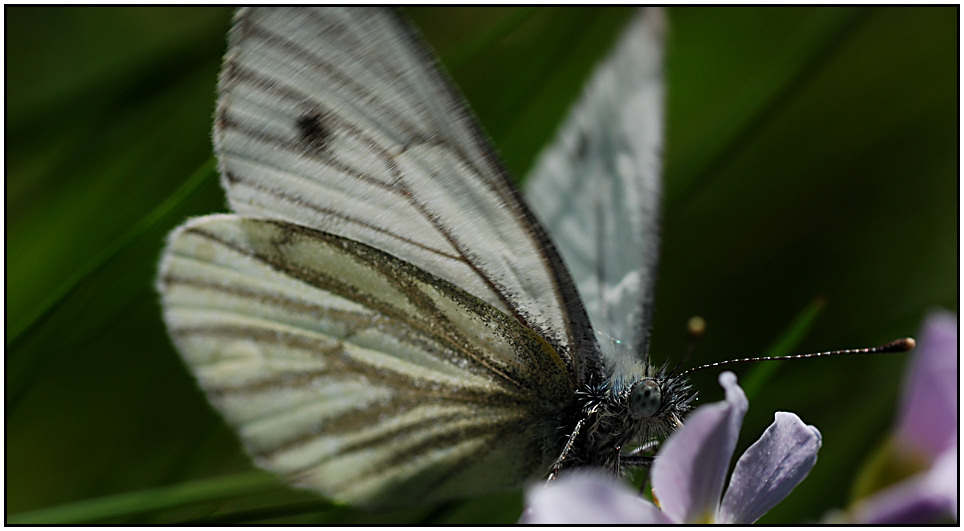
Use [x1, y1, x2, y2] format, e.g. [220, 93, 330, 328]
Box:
[881, 337, 916, 352]
[687, 316, 706, 338]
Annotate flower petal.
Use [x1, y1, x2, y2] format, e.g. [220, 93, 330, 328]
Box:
[519, 472, 672, 524]
[895, 310, 957, 458]
[852, 444, 957, 524]
[718, 411, 821, 523]
[651, 371, 747, 523]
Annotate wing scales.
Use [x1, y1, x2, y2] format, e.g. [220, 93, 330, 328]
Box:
[158, 215, 572, 506]
[215, 7, 600, 378]
[525, 10, 666, 382]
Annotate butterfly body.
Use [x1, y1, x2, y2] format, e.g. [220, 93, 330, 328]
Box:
[158, 6, 683, 508]
[549, 365, 693, 478]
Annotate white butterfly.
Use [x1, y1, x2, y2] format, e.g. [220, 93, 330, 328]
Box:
[157, 7, 692, 508]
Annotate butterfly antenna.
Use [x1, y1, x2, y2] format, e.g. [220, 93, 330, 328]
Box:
[679, 337, 916, 378]
[679, 315, 706, 368]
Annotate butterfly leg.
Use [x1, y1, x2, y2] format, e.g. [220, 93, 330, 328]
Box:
[620, 439, 658, 470]
[619, 454, 655, 468]
[628, 439, 660, 455]
[546, 417, 586, 484]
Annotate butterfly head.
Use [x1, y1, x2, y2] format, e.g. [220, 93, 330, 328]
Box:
[623, 366, 695, 433]
[628, 378, 662, 418]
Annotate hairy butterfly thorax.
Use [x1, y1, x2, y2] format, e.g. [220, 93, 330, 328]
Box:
[549, 362, 695, 479]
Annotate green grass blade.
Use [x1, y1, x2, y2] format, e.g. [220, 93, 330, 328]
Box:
[741, 297, 827, 401]
[667, 7, 873, 208]
[6, 158, 217, 417]
[440, 7, 538, 70]
[7, 157, 217, 348]
[8, 472, 280, 524]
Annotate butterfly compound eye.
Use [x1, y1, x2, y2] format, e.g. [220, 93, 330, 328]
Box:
[630, 379, 662, 418]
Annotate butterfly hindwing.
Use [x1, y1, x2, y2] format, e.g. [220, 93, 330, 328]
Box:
[158, 214, 573, 506]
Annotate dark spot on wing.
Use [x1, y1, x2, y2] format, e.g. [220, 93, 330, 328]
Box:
[575, 131, 589, 161]
[297, 112, 332, 153]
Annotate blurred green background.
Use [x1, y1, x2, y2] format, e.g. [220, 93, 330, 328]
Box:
[6, 6, 957, 524]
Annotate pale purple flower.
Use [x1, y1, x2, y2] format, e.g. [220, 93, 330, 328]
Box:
[520, 372, 822, 524]
[848, 310, 958, 524]
[520, 472, 673, 524]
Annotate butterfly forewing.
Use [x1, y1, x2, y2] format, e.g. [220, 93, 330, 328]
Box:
[214, 7, 599, 378]
[525, 10, 665, 379]
[158, 215, 573, 506]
